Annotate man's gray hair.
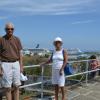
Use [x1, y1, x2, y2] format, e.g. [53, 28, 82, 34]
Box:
[5, 22, 14, 29]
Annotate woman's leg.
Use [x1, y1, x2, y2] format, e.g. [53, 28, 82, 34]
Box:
[61, 87, 65, 100]
[59, 69, 65, 100]
[54, 85, 59, 100]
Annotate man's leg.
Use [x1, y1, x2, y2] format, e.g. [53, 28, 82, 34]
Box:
[13, 86, 20, 100]
[1, 62, 13, 100]
[13, 61, 21, 100]
[5, 88, 12, 100]
[11, 85, 15, 100]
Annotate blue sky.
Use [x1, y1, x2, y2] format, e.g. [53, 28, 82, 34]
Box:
[0, 0, 100, 50]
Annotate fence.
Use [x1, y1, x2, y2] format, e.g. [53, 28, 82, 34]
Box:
[19, 59, 100, 100]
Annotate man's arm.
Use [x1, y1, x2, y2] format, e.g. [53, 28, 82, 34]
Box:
[0, 37, 3, 76]
[16, 37, 23, 73]
[0, 37, 2, 61]
[19, 50, 23, 73]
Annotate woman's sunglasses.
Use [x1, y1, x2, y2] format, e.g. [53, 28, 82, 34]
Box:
[54, 41, 62, 45]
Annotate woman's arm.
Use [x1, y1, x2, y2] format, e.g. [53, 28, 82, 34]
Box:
[61, 50, 68, 70]
[43, 59, 52, 65]
[59, 50, 68, 75]
[41, 54, 53, 66]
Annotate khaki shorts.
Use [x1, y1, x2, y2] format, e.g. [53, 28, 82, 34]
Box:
[1, 61, 21, 88]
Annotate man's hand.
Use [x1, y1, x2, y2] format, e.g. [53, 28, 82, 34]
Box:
[20, 66, 23, 73]
[0, 66, 3, 77]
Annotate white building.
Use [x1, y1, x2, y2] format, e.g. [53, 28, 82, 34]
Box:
[67, 48, 87, 60]
[23, 48, 50, 56]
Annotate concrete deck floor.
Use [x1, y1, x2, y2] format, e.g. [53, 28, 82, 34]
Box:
[69, 77, 100, 100]
[1, 77, 100, 100]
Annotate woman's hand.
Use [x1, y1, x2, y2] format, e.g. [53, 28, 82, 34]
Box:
[40, 63, 46, 67]
[59, 68, 63, 76]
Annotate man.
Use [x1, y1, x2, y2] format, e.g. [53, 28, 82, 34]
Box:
[0, 23, 23, 100]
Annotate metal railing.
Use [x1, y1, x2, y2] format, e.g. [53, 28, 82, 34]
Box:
[19, 59, 100, 99]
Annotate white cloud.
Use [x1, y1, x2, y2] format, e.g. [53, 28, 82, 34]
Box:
[0, 0, 99, 15]
[72, 20, 94, 25]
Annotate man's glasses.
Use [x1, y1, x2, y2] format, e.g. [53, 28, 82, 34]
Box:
[5, 28, 14, 31]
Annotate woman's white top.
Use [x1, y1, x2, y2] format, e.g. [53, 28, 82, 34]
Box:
[52, 49, 64, 69]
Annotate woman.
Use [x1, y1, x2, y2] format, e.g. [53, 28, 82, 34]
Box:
[89, 55, 100, 79]
[42, 37, 68, 100]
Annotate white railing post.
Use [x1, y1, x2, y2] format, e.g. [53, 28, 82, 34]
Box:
[86, 60, 89, 86]
[41, 66, 44, 99]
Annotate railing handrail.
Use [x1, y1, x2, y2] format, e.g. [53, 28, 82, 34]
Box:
[20, 68, 100, 89]
[20, 59, 100, 89]
[24, 59, 100, 68]
[20, 58, 100, 99]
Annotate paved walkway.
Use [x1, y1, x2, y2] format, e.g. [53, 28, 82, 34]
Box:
[70, 78, 100, 100]
[30, 77, 100, 100]
[1, 77, 100, 100]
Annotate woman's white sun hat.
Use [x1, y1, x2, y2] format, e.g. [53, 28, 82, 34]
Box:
[54, 37, 63, 43]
